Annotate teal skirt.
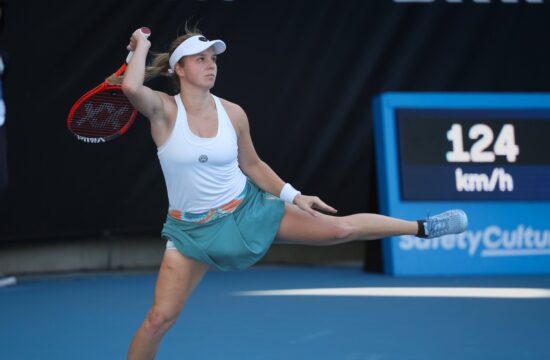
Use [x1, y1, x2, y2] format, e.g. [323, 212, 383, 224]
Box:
[161, 181, 286, 271]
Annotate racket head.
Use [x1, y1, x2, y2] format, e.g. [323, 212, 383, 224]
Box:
[67, 73, 137, 143]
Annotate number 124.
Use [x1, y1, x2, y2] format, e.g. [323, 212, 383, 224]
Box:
[446, 123, 519, 163]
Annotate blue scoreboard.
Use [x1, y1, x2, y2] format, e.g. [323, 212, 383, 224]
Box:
[373, 93, 550, 276]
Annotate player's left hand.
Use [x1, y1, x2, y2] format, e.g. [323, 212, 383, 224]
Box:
[293, 194, 338, 217]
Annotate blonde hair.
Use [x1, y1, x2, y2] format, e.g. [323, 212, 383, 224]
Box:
[144, 24, 203, 91]
[108, 23, 203, 91]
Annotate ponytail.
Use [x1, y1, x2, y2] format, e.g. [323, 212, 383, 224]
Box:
[146, 25, 202, 91]
[107, 22, 203, 91]
[144, 52, 171, 81]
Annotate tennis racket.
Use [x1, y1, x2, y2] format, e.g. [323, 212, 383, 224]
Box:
[67, 27, 151, 143]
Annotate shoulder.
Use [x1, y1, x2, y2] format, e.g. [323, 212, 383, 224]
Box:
[147, 91, 177, 135]
[158, 91, 176, 106]
[219, 97, 246, 120]
[156, 92, 177, 119]
[218, 97, 249, 133]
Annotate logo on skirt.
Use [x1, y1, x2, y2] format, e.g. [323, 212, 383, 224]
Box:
[198, 155, 209, 163]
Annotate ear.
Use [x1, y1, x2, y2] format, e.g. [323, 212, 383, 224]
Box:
[174, 62, 185, 77]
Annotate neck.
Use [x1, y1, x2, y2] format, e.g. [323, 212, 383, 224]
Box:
[179, 84, 213, 114]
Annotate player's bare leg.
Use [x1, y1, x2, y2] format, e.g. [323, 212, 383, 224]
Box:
[276, 206, 467, 245]
[127, 250, 209, 360]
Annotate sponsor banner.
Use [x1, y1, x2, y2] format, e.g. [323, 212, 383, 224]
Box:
[384, 202, 550, 275]
[400, 225, 550, 257]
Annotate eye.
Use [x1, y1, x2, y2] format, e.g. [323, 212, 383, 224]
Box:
[212, 56, 217, 63]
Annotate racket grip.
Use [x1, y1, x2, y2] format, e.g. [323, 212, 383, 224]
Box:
[126, 27, 151, 64]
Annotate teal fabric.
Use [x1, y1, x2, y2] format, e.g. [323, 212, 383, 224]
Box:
[161, 181, 285, 271]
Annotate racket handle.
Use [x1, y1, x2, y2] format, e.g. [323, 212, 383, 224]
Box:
[126, 27, 151, 64]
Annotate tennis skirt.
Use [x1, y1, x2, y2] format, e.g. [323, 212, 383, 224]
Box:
[161, 180, 286, 271]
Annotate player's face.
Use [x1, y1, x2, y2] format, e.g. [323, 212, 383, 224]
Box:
[179, 47, 218, 89]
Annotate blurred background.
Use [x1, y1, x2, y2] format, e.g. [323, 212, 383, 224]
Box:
[1, 0, 549, 275]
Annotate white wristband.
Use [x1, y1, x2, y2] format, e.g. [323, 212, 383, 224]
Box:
[280, 183, 301, 204]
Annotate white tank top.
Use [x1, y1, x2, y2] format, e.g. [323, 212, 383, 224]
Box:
[157, 94, 247, 213]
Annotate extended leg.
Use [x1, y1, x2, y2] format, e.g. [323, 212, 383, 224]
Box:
[276, 205, 467, 245]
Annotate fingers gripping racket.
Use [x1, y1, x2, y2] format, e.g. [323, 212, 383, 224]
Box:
[67, 27, 151, 143]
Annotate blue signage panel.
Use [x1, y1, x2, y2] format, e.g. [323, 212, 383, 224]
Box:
[373, 93, 550, 275]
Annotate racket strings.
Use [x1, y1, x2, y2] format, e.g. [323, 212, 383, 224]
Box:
[69, 90, 135, 137]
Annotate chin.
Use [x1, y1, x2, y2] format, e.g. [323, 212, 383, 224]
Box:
[203, 81, 216, 90]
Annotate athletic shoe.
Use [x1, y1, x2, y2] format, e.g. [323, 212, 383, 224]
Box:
[424, 209, 468, 238]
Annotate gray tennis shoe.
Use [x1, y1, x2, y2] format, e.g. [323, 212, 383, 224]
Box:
[424, 209, 468, 238]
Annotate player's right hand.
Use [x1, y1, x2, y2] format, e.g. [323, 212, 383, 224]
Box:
[127, 28, 151, 52]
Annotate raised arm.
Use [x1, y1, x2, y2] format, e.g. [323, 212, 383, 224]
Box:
[121, 29, 167, 125]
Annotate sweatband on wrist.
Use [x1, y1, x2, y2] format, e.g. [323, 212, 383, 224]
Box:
[280, 183, 301, 204]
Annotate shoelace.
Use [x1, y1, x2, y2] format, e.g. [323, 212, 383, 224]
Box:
[426, 213, 449, 236]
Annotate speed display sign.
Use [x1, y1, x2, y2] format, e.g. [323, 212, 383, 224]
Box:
[373, 93, 550, 275]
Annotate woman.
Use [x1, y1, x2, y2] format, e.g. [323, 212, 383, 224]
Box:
[122, 27, 467, 360]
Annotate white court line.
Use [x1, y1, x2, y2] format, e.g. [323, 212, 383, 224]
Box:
[235, 287, 550, 299]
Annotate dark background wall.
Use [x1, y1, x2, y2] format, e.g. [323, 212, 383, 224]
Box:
[1, 1, 549, 260]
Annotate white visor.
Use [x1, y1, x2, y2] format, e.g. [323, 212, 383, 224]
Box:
[168, 35, 226, 71]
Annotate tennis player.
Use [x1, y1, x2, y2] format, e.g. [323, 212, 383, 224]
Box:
[122, 27, 468, 360]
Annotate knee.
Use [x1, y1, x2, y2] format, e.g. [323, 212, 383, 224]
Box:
[330, 218, 354, 243]
[144, 306, 179, 337]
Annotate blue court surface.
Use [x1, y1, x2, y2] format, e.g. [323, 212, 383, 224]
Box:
[1, 266, 550, 360]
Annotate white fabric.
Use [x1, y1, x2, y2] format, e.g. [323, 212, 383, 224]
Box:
[169, 35, 226, 71]
[157, 94, 247, 213]
[280, 183, 301, 204]
[165, 240, 177, 250]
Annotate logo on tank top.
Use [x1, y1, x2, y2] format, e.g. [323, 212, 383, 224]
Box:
[198, 154, 209, 163]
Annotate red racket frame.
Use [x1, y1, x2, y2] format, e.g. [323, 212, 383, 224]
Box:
[67, 64, 137, 143]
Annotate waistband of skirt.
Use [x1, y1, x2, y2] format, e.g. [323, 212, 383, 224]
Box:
[167, 183, 249, 225]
